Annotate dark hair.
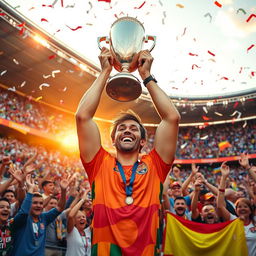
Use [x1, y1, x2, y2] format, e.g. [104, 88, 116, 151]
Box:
[0, 197, 10, 205]
[2, 189, 16, 198]
[41, 180, 54, 188]
[174, 196, 186, 204]
[110, 110, 147, 150]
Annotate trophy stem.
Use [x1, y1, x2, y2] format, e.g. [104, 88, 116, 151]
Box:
[121, 63, 129, 72]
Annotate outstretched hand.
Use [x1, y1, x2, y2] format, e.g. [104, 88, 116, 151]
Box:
[239, 153, 250, 169]
[220, 162, 230, 177]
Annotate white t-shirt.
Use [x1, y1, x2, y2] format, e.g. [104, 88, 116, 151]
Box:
[66, 226, 91, 256]
[230, 214, 256, 256]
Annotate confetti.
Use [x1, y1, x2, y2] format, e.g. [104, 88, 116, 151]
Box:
[41, 18, 49, 22]
[251, 71, 255, 76]
[42, 4, 53, 8]
[239, 67, 243, 74]
[200, 135, 208, 140]
[208, 50, 215, 56]
[52, 70, 61, 77]
[35, 96, 43, 101]
[176, 4, 184, 8]
[0, 70, 7, 76]
[86, 2, 93, 13]
[98, 0, 111, 2]
[214, 112, 223, 116]
[51, 0, 59, 7]
[230, 110, 241, 118]
[61, 0, 64, 7]
[0, 13, 6, 16]
[242, 121, 247, 128]
[181, 27, 187, 37]
[236, 8, 246, 15]
[203, 106, 208, 113]
[233, 102, 239, 109]
[134, 1, 146, 9]
[208, 58, 216, 62]
[202, 115, 211, 121]
[247, 44, 254, 52]
[189, 53, 198, 56]
[48, 54, 56, 60]
[20, 81, 26, 87]
[181, 143, 187, 149]
[192, 64, 201, 70]
[159, 0, 163, 6]
[220, 77, 229, 80]
[246, 14, 256, 23]
[182, 78, 188, 83]
[66, 25, 82, 31]
[43, 74, 51, 79]
[214, 1, 222, 8]
[66, 4, 75, 8]
[12, 59, 19, 65]
[8, 86, 16, 92]
[204, 12, 212, 22]
[39, 83, 50, 90]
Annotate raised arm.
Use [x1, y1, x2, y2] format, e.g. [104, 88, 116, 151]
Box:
[191, 178, 201, 220]
[67, 190, 89, 233]
[138, 50, 180, 165]
[182, 164, 199, 196]
[76, 47, 113, 163]
[239, 153, 256, 182]
[56, 177, 70, 212]
[216, 162, 231, 221]
[162, 171, 171, 211]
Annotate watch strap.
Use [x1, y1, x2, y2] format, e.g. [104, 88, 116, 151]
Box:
[143, 75, 157, 87]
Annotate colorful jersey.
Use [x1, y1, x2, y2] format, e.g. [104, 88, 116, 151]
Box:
[0, 219, 14, 256]
[81, 147, 172, 256]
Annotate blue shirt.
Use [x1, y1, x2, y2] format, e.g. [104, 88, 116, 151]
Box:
[12, 194, 61, 256]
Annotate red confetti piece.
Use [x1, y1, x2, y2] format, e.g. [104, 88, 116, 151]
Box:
[233, 102, 239, 109]
[42, 4, 53, 8]
[239, 67, 243, 74]
[19, 27, 25, 35]
[251, 71, 255, 76]
[66, 25, 82, 31]
[246, 14, 256, 23]
[214, 1, 222, 8]
[134, 1, 146, 9]
[114, 14, 118, 19]
[98, 0, 111, 2]
[61, 0, 64, 7]
[247, 44, 254, 52]
[182, 78, 188, 83]
[41, 18, 48, 22]
[208, 50, 215, 56]
[192, 64, 201, 70]
[48, 54, 56, 60]
[202, 115, 211, 121]
[204, 122, 209, 127]
[189, 53, 198, 56]
[17, 22, 25, 27]
[28, 7, 35, 11]
[0, 13, 6, 16]
[220, 77, 229, 80]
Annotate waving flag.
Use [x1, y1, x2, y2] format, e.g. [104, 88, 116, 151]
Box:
[163, 212, 247, 256]
[218, 141, 232, 151]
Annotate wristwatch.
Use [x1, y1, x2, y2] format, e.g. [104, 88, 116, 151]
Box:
[143, 75, 157, 87]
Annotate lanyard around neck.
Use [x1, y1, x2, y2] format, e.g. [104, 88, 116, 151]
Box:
[116, 161, 139, 197]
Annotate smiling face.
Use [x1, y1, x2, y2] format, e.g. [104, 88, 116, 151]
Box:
[0, 200, 10, 224]
[30, 195, 44, 217]
[236, 200, 252, 221]
[174, 198, 187, 217]
[3, 191, 16, 204]
[113, 120, 145, 153]
[75, 210, 87, 231]
[201, 205, 218, 224]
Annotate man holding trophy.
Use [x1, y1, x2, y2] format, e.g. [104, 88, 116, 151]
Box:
[76, 17, 180, 256]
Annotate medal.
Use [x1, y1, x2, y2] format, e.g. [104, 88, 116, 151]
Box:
[125, 196, 134, 205]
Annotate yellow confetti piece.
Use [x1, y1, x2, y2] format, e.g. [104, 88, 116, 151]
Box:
[176, 3, 184, 8]
[35, 96, 43, 101]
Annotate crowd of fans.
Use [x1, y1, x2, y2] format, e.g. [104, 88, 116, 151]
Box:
[1, 88, 255, 159]
[0, 88, 255, 255]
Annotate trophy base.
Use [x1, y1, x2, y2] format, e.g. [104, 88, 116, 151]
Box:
[106, 73, 142, 102]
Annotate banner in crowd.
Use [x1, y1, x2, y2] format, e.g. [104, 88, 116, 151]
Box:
[163, 212, 247, 256]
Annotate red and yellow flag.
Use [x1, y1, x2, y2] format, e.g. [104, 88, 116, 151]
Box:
[163, 212, 247, 256]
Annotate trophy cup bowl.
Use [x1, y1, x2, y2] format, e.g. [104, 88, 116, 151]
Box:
[98, 17, 156, 102]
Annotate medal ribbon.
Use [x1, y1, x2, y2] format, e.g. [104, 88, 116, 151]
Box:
[116, 161, 139, 197]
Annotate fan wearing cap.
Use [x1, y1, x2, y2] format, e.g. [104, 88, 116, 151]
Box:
[191, 178, 219, 224]
[162, 174, 192, 219]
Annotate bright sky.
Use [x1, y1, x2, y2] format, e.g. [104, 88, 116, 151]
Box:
[5, 0, 256, 98]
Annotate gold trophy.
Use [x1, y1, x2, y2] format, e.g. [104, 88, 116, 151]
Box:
[98, 17, 156, 102]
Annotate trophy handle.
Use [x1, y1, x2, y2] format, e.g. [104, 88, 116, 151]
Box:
[97, 36, 110, 50]
[144, 35, 156, 52]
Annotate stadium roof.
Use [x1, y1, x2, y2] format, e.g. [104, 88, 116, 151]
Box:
[0, 1, 255, 126]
